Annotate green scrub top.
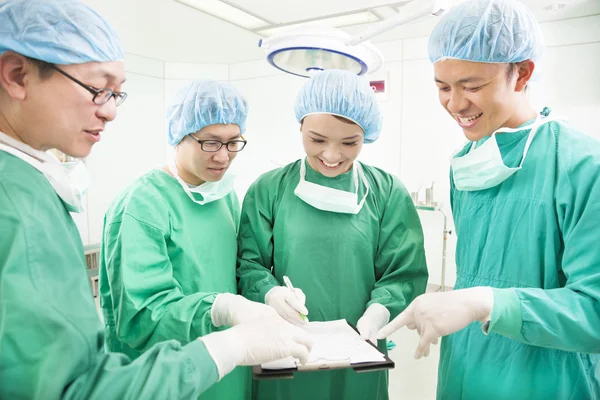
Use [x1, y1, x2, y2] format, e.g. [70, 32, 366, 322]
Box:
[238, 159, 429, 400]
[0, 152, 219, 399]
[99, 168, 250, 400]
[440, 120, 600, 399]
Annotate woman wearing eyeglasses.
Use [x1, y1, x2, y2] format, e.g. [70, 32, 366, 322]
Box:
[98, 79, 275, 400]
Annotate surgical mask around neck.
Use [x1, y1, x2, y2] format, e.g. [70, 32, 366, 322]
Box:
[294, 158, 369, 214]
[167, 158, 235, 205]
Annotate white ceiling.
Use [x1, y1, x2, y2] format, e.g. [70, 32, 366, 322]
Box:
[83, 0, 600, 65]
[226, 0, 600, 29]
[83, 0, 266, 64]
[226, 0, 411, 24]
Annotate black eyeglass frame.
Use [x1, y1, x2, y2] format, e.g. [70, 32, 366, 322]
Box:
[189, 134, 248, 152]
[50, 64, 127, 106]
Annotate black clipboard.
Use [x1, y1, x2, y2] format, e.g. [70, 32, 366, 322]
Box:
[252, 320, 395, 380]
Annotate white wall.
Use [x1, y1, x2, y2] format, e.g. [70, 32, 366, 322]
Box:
[78, 13, 600, 292]
[226, 14, 600, 289]
[80, 57, 232, 246]
[82, 0, 264, 64]
[84, 54, 166, 244]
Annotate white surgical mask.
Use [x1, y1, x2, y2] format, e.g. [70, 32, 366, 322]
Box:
[294, 158, 369, 214]
[451, 110, 564, 192]
[168, 158, 235, 205]
[0, 131, 89, 213]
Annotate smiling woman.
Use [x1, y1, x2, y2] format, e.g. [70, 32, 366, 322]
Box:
[237, 69, 429, 400]
[301, 113, 364, 177]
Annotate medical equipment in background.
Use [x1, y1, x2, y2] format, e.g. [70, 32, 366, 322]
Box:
[85, 243, 101, 298]
[413, 182, 451, 292]
[259, 0, 451, 78]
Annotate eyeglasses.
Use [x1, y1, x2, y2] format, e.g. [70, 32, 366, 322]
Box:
[189, 135, 247, 152]
[50, 65, 127, 106]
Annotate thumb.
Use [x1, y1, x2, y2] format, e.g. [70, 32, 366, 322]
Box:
[289, 342, 311, 364]
[356, 317, 373, 341]
[287, 289, 309, 315]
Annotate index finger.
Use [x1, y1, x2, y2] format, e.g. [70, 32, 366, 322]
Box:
[377, 307, 414, 339]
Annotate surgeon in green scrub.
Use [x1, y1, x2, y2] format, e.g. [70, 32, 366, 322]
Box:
[237, 69, 429, 400]
[99, 79, 283, 399]
[378, 0, 600, 399]
[0, 1, 313, 398]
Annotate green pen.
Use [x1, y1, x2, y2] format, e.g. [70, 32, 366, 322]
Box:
[283, 275, 309, 323]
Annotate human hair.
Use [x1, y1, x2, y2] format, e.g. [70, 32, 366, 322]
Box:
[506, 63, 519, 83]
[25, 56, 55, 80]
[332, 115, 358, 126]
[507, 62, 529, 92]
[300, 114, 358, 128]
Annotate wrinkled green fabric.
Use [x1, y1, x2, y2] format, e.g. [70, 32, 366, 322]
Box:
[238, 159, 428, 400]
[0, 153, 219, 399]
[440, 120, 600, 399]
[100, 169, 249, 400]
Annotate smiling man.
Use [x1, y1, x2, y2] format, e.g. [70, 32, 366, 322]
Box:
[377, 0, 600, 399]
[0, 2, 313, 398]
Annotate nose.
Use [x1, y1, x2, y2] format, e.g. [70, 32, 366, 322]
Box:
[322, 144, 341, 163]
[96, 97, 118, 122]
[212, 145, 230, 164]
[446, 90, 470, 115]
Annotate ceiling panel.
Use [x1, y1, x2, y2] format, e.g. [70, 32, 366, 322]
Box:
[226, 0, 403, 24]
[227, 0, 600, 27]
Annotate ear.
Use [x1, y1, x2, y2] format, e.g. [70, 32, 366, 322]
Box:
[514, 60, 535, 92]
[0, 52, 34, 101]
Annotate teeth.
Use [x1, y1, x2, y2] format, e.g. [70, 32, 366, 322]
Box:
[322, 160, 341, 168]
[458, 113, 482, 124]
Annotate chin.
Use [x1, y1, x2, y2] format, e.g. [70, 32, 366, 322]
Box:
[463, 130, 488, 142]
[318, 164, 349, 178]
[63, 143, 94, 159]
[199, 174, 222, 183]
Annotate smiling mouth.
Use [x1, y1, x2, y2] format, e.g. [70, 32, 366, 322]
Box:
[456, 113, 483, 125]
[319, 158, 343, 169]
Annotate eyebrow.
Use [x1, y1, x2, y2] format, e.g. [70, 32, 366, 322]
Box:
[309, 130, 361, 140]
[199, 133, 242, 141]
[107, 75, 126, 86]
[435, 77, 484, 85]
[92, 69, 126, 86]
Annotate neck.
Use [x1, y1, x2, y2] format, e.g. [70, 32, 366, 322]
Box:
[0, 107, 45, 150]
[503, 97, 537, 129]
[171, 160, 204, 186]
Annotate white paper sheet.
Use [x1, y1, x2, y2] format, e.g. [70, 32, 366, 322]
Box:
[261, 320, 386, 370]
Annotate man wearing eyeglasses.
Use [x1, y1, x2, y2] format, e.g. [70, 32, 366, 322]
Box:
[0, 2, 312, 399]
[98, 79, 273, 400]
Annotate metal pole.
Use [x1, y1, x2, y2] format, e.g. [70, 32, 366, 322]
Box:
[438, 208, 449, 292]
[348, 0, 450, 46]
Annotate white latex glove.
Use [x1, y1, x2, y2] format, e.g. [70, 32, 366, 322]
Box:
[356, 303, 390, 344]
[265, 286, 309, 326]
[211, 293, 278, 327]
[377, 287, 494, 359]
[201, 316, 313, 379]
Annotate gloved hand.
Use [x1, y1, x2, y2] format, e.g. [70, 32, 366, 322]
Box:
[265, 286, 309, 326]
[356, 303, 390, 344]
[211, 293, 278, 327]
[201, 316, 313, 379]
[377, 287, 494, 359]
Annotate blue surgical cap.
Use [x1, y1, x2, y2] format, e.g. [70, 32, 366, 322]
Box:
[0, 0, 124, 65]
[167, 80, 249, 147]
[294, 69, 383, 144]
[428, 0, 544, 64]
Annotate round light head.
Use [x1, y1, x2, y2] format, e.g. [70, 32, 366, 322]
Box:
[259, 25, 383, 78]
